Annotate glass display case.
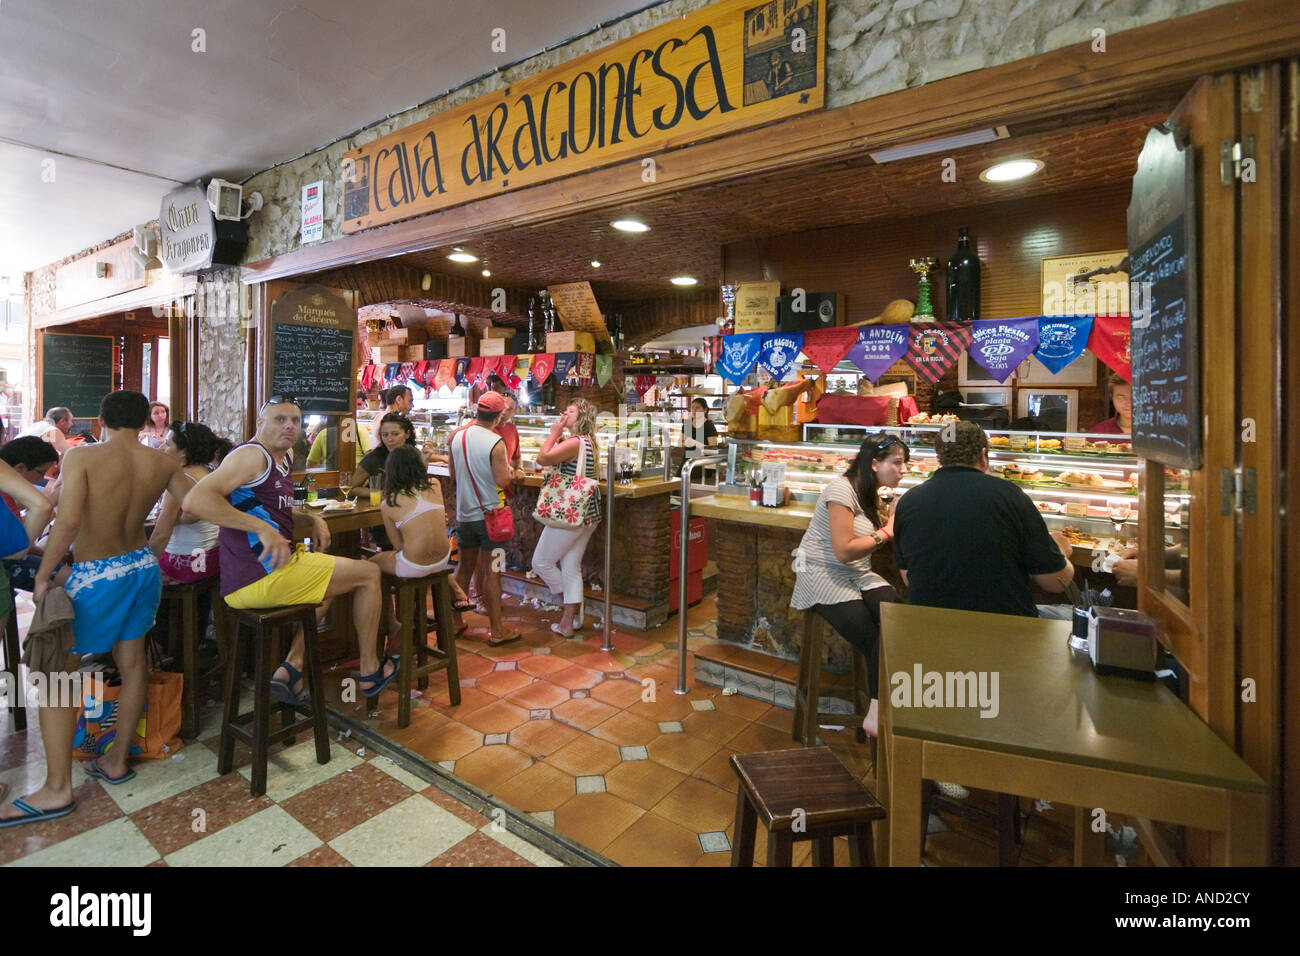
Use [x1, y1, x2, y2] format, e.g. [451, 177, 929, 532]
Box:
[719, 424, 1189, 554]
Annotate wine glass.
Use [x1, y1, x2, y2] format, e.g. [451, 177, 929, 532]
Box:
[337, 477, 352, 503]
[1107, 499, 1132, 541]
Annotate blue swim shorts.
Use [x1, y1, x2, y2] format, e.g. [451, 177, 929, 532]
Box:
[65, 546, 163, 655]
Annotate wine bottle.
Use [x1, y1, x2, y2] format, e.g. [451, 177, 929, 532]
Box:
[526, 297, 538, 352]
[946, 226, 981, 322]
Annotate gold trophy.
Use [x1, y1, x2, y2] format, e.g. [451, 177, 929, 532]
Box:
[909, 257, 937, 322]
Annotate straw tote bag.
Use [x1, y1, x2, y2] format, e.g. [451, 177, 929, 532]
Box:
[533, 436, 599, 530]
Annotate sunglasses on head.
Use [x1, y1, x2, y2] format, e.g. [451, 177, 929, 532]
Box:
[261, 395, 301, 411]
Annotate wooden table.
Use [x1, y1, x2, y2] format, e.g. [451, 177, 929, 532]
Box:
[878, 603, 1269, 866]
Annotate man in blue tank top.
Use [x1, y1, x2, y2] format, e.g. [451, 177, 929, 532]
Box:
[185, 397, 396, 706]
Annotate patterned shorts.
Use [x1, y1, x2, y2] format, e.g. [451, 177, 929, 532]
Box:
[66, 546, 163, 655]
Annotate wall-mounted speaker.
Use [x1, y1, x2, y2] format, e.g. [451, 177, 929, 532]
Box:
[211, 219, 249, 266]
[777, 292, 843, 331]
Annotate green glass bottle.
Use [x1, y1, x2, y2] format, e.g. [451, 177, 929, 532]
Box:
[946, 227, 981, 322]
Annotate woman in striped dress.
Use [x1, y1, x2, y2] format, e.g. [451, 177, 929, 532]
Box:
[790, 433, 909, 739]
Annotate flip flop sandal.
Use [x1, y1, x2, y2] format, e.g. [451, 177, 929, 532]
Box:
[85, 758, 136, 785]
[359, 657, 400, 697]
[269, 661, 310, 706]
[0, 798, 77, 830]
[487, 632, 522, 647]
[549, 624, 574, 638]
[451, 600, 476, 612]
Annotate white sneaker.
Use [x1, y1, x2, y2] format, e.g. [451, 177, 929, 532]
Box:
[934, 781, 970, 800]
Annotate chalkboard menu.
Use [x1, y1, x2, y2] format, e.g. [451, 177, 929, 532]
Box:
[1127, 124, 1201, 469]
[41, 333, 114, 418]
[269, 285, 356, 414]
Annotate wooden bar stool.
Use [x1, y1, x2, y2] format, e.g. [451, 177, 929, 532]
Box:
[375, 568, 460, 727]
[218, 604, 329, 797]
[730, 747, 885, 867]
[792, 612, 872, 750]
[158, 576, 229, 740]
[3, 602, 24, 731]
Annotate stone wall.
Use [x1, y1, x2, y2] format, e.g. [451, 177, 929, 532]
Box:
[241, 0, 1237, 265]
[190, 268, 248, 442]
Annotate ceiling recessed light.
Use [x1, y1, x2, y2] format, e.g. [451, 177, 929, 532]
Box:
[447, 247, 478, 263]
[670, 276, 697, 286]
[980, 159, 1044, 183]
[481, 269, 491, 277]
[590, 260, 601, 268]
[611, 219, 649, 233]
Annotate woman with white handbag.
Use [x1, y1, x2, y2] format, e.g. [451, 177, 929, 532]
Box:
[531, 399, 601, 637]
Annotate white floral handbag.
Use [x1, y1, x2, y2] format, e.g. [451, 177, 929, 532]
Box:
[533, 436, 600, 530]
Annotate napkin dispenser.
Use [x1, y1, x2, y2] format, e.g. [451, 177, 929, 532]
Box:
[1087, 606, 1159, 679]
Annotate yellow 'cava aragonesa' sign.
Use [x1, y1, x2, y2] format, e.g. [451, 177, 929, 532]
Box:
[341, 0, 825, 233]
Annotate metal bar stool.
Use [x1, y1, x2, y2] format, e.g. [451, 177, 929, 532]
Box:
[218, 604, 329, 797]
[158, 576, 229, 739]
[374, 568, 460, 727]
[3, 601, 24, 731]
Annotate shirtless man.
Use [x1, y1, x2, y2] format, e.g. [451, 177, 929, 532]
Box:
[1, 391, 188, 829]
[183, 396, 396, 706]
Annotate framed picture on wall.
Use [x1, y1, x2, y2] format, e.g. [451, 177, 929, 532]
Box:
[1041, 249, 1130, 316]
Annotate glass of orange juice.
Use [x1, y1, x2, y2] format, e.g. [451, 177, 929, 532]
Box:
[369, 475, 382, 506]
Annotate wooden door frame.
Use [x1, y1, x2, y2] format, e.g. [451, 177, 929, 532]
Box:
[1282, 59, 1300, 867]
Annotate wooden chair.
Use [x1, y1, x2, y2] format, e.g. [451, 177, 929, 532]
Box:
[374, 568, 459, 727]
[792, 612, 875, 765]
[3, 602, 24, 731]
[218, 604, 329, 797]
[158, 576, 229, 740]
[730, 747, 885, 867]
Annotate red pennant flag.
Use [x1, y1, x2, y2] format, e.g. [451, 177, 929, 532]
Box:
[480, 356, 503, 382]
[799, 327, 859, 374]
[634, 375, 656, 398]
[412, 361, 430, 387]
[434, 359, 455, 391]
[359, 364, 379, 391]
[903, 322, 973, 384]
[530, 352, 556, 384]
[466, 357, 486, 386]
[1088, 313, 1132, 381]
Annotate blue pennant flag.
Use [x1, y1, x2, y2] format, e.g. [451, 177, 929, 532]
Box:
[716, 333, 763, 385]
[758, 332, 804, 382]
[1034, 315, 1094, 374]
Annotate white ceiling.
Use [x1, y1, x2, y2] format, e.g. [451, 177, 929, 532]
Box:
[0, 0, 655, 280]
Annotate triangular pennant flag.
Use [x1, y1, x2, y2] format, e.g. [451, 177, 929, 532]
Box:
[553, 352, 578, 383]
[846, 324, 910, 383]
[634, 375, 656, 399]
[359, 364, 379, 391]
[434, 359, 455, 391]
[453, 358, 471, 385]
[903, 322, 972, 384]
[758, 332, 804, 382]
[716, 333, 762, 385]
[799, 327, 859, 375]
[398, 362, 417, 387]
[466, 357, 486, 387]
[412, 360, 430, 388]
[969, 317, 1040, 383]
[383, 363, 401, 387]
[1088, 313, 1131, 380]
[594, 353, 613, 387]
[530, 352, 555, 384]
[1034, 315, 1094, 374]
[573, 352, 595, 385]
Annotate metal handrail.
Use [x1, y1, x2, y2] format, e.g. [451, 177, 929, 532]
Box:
[601, 445, 616, 652]
[675, 453, 727, 695]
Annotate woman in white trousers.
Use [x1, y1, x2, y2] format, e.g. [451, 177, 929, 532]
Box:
[532, 399, 601, 637]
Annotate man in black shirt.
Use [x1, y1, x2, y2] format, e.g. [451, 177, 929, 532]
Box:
[893, 422, 1074, 617]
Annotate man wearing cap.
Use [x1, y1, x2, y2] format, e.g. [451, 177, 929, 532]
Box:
[448, 391, 517, 645]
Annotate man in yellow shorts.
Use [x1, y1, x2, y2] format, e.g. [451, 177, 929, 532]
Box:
[185, 396, 395, 704]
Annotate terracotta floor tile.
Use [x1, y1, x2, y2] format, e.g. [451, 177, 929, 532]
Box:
[453, 654, 496, 680]
[427, 830, 533, 866]
[625, 693, 695, 722]
[652, 777, 737, 833]
[694, 850, 733, 865]
[0, 728, 42, 772]
[552, 696, 619, 731]
[577, 651, 634, 674]
[384, 709, 452, 747]
[725, 649, 785, 676]
[279, 761, 415, 843]
[589, 711, 661, 747]
[287, 845, 353, 866]
[604, 811, 704, 867]
[603, 632, 651, 655]
[548, 642, 600, 661]
[457, 699, 531, 735]
[475, 669, 535, 698]
[711, 691, 776, 722]
[589, 677, 646, 709]
[0, 777, 124, 865]
[604, 759, 687, 810]
[646, 734, 718, 775]
[728, 721, 803, 756]
[507, 719, 582, 758]
[553, 791, 644, 852]
[428, 685, 496, 713]
[772, 662, 801, 683]
[755, 705, 798, 732]
[693, 748, 742, 792]
[517, 655, 572, 678]
[402, 721, 483, 762]
[491, 762, 575, 812]
[545, 735, 621, 776]
[505, 679, 570, 712]
[690, 640, 740, 662]
[547, 663, 604, 691]
[479, 643, 537, 662]
[421, 786, 491, 828]
[681, 709, 751, 746]
[448, 745, 534, 794]
[129, 773, 274, 858]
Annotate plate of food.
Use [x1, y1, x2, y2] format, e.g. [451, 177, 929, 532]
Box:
[323, 499, 358, 512]
[1035, 500, 1064, 514]
[1057, 471, 1130, 490]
